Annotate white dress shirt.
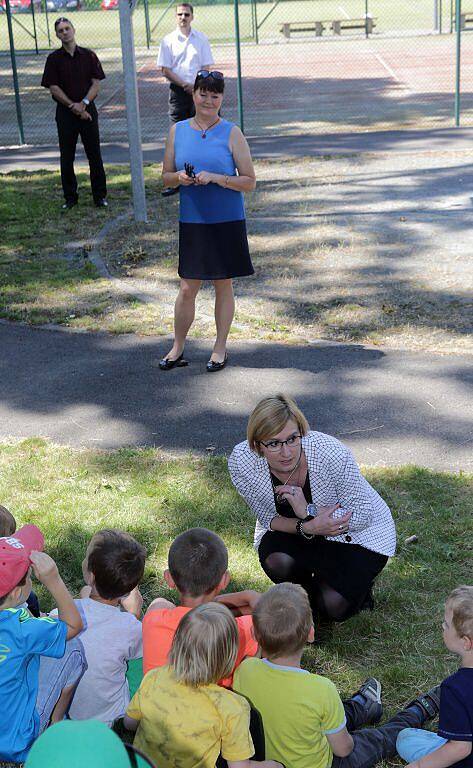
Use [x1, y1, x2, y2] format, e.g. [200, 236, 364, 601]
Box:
[228, 431, 397, 556]
[157, 28, 214, 85]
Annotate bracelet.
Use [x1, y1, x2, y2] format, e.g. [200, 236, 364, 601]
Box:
[296, 519, 314, 540]
[224, 175, 229, 187]
[68, 103, 74, 109]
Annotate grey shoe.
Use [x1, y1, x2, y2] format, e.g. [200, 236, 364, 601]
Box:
[407, 685, 441, 721]
[355, 677, 383, 725]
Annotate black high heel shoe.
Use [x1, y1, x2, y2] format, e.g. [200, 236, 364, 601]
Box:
[159, 353, 188, 371]
[206, 353, 228, 373]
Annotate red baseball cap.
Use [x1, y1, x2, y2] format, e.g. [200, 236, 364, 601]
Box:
[0, 524, 44, 598]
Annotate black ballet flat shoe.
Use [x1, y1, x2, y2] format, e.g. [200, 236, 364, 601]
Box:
[206, 354, 228, 373]
[158, 353, 188, 371]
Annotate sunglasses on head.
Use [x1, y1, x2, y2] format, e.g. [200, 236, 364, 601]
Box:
[196, 70, 224, 81]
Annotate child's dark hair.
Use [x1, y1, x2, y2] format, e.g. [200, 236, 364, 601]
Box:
[253, 582, 313, 657]
[86, 529, 146, 600]
[0, 505, 16, 537]
[168, 528, 228, 597]
[0, 570, 28, 608]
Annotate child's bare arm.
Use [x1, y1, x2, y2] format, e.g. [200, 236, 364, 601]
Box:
[407, 740, 472, 768]
[120, 587, 143, 620]
[326, 727, 354, 757]
[123, 714, 140, 732]
[145, 597, 175, 614]
[215, 590, 261, 616]
[30, 552, 82, 640]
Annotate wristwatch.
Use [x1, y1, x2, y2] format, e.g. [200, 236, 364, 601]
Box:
[306, 503, 317, 517]
[82, 98, 90, 106]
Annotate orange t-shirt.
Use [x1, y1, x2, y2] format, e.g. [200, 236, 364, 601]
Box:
[143, 605, 258, 687]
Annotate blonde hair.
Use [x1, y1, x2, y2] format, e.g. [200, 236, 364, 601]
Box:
[253, 583, 313, 657]
[247, 394, 309, 455]
[447, 585, 473, 639]
[169, 603, 238, 687]
[0, 505, 16, 537]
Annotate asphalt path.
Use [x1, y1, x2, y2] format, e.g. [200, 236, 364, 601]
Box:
[2, 127, 473, 172]
[2, 322, 472, 469]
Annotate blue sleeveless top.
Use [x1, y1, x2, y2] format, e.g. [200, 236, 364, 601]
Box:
[175, 118, 246, 225]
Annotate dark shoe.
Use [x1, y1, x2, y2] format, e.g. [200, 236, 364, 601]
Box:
[158, 353, 188, 371]
[95, 198, 108, 208]
[161, 187, 179, 197]
[360, 586, 375, 612]
[62, 200, 77, 210]
[206, 353, 228, 373]
[354, 677, 383, 725]
[407, 685, 441, 721]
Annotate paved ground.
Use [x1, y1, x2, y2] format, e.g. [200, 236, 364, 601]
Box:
[2, 322, 472, 469]
[2, 127, 473, 172]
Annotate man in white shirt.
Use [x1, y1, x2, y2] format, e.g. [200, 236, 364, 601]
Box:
[157, 3, 214, 124]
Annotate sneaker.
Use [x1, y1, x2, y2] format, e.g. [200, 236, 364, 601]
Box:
[95, 198, 108, 208]
[354, 677, 383, 725]
[407, 685, 441, 721]
[62, 200, 78, 210]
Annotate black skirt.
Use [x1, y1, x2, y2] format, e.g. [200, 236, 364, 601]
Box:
[258, 531, 388, 604]
[179, 219, 254, 280]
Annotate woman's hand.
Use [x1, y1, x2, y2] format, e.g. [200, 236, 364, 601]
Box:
[274, 484, 308, 519]
[177, 170, 195, 186]
[195, 170, 216, 185]
[304, 504, 352, 537]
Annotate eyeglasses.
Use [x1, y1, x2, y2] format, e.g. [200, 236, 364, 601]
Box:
[177, 12, 191, 16]
[196, 70, 224, 81]
[260, 435, 301, 452]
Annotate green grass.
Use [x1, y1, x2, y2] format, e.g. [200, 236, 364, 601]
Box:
[1, 0, 466, 53]
[1, 438, 472, 722]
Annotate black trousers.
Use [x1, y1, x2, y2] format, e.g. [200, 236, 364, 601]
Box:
[55, 102, 107, 204]
[333, 699, 424, 768]
[168, 83, 195, 123]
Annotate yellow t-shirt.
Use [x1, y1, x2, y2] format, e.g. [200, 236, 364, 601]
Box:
[233, 657, 346, 768]
[126, 665, 254, 768]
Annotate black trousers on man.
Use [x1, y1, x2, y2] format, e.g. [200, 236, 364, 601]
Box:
[169, 82, 195, 123]
[55, 102, 107, 204]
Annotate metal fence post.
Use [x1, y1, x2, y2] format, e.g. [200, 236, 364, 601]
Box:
[5, 0, 25, 144]
[365, 0, 369, 37]
[234, 0, 244, 132]
[30, 0, 39, 54]
[454, 0, 461, 125]
[143, 0, 151, 49]
[119, 0, 148, 221]
[44, 0, 51, 47]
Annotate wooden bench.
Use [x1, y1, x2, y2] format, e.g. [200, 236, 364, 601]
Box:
[280, 20, 331, 38]
[331, 16, 375, 34]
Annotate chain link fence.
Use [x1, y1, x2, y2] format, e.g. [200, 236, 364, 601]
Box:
[1, 0, 472, 146]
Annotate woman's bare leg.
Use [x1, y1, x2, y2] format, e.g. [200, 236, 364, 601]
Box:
[211, 279, 235, 362]
[164, 278, 202, 360]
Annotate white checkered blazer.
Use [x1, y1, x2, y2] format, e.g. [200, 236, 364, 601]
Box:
[228, 431, 396, 556]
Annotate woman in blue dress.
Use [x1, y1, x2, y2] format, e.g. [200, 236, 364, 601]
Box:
[160, 70, 256, 372]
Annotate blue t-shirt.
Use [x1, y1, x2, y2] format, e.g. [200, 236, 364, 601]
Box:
[0, 607, 67, 762]
[438, 668, 473, 768]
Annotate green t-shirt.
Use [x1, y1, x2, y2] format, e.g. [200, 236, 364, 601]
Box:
[233, 657, 346, 768]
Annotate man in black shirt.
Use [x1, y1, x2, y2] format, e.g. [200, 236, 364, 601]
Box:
[41, 18, 107, 210]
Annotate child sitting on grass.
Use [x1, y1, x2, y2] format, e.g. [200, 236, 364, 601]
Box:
[0, 524, 84, 764]
[0, 504, 40, 617]
[397, 585, 473, 768]
[142, 527, 257, 686]
[51, 529, 146, 726]
[125, 602, 283, 768]
[233, 582, 442, 768]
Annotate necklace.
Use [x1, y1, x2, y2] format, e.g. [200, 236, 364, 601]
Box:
[193, 116, 220, 139]
[269, 448, 303, 498]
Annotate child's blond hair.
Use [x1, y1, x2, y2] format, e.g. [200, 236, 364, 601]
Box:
[0, 505, 16, 537]
[253, 582, 312, 657]
[447, 585, 473, 639]
[169, 603, 238, 687]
